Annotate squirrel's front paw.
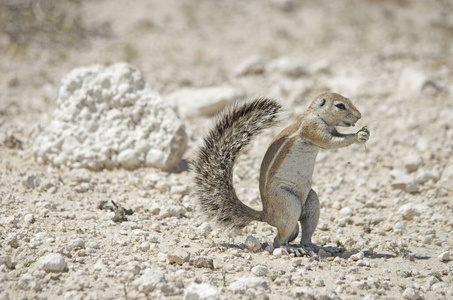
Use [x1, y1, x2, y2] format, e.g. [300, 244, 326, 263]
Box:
[355, 126, 370, 144]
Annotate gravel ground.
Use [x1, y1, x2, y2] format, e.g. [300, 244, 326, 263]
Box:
[1, 1, 452, 299]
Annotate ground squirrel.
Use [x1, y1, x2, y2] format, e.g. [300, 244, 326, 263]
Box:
[193, 93, 370, 256]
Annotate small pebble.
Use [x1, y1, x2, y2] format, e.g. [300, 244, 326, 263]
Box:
[314, 277, 325, 287]
[402, 287, 421, 300]
[192, 257, 215, 270]
[251, 265, 268, 276]
[438, 251, 450, 262]
[37, 253, 67, 273]
[140, 242, 151, 251]
[340, 207, 353, 216]
[24, 213, 35, 224]
[273, 248, 288, 258]
[244, 235, 262, 252]
[168, 250, 190, 265]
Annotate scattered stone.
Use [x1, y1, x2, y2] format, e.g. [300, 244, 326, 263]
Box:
[340, 206, 353, 216]
[33, 63, 187, 171]
[184, 283, 221, 300]
[70, 169, 92, 183]
[350, 251, 365, 261]
[2, 134, 23, 149]
[131, 268, 166, 293]
[438, 251, 450, 262]
[251, 265, 268, 277]
[404, 154, 423, 173]
[440, 159, 453, 191]
[167, 85, 246, 118]
[229, 276, 269, 294]
[273, 248, 288, 258]
[398, 67, 434, 97]
[416, 137, 431, 152]
[195, 222, 212, 237]
[0, 256, 14, 269]
[234, 55, 266, 76]
[192, 257, 214, 270]
[314, 277, 325, 287]
[37, 253, 67, 273]
[159, 206, 185, 219]
[397, 204, 421, 221]
[402, 287, 422, 300]
[23, 175, 41, 189]
[267, 57, 308, 77]
[390, 170, 419, 193]
[140, 242, 151, 251]
[168, 249, 190, 265]
[244, 235, 262, 252]
[74, 182, 93, 193]
[415, 169, 440, 185]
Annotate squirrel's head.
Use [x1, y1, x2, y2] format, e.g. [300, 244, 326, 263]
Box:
[310, 93, 361, 127]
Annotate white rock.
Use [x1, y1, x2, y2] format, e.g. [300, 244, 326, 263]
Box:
[314, 277, 325, 287]
[350, 251, 364, 261]
[244, 235, 262, 252]
[123, 262, 141, 275]
[159, 206, 185, 219]
[131, 268, 166, 293]
[23, 175, 41, 189]
[398, 67, 433, 97]
[404, 154, 423, 173]
[184, 283, 221, 300]
[195, 222, 212, 237]
[0, 256, 14, 269]
[340, 207, 353, 216]
[33, 63, 187, 171]
[24, 213, 35, 224]
[70, 169, 92, 183]
[168, 250, 190, 265]
[267, 57, 308, 77]
[251, 265, 268, 277]
[440, 159, 453, 191]
[397, 204, 421, 221]
[415, 169, 440, 184]
[229, 276, 268, 294]
[140, 242, 151, 251]
[390, 170, 419, 193]
[416, 137, 430, 152]
[438, 251, 450, 262]
[37, 253, 67, 272]
[234, 56, 266, 76]
[69, 239, 85, 250]
[273, 248, 288, 258]
[167, 85, 246, 118]
[117, 149, 141, 170]
[402, 287, 421, 300]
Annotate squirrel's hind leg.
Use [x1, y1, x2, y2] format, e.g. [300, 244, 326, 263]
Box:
[300, 189, 320, 247]
[300, 189, 340, 255]
[269, 188, 311, 257]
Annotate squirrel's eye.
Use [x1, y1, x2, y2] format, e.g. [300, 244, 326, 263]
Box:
[335, 103, 346, 110]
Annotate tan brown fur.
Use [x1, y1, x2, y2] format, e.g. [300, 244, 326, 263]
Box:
[193, 93, 370, 256]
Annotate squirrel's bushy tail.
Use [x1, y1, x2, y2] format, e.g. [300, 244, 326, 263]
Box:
[193, 98, 282, 231]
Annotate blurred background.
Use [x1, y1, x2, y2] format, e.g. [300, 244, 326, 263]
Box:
[1, 0, 452, 147]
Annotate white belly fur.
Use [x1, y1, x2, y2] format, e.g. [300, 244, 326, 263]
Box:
[273, 139, 319, 202]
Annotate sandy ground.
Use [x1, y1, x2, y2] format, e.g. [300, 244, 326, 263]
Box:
[1, 0, 453, 299]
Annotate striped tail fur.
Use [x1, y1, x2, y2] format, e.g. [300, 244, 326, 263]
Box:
[192, 98, 283, 231]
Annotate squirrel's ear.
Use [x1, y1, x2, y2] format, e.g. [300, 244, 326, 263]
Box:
[319, 99, 326, 107]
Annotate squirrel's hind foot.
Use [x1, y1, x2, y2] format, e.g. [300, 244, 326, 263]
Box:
[281, 245, 313, 257]
[302, 243, 342, 256]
